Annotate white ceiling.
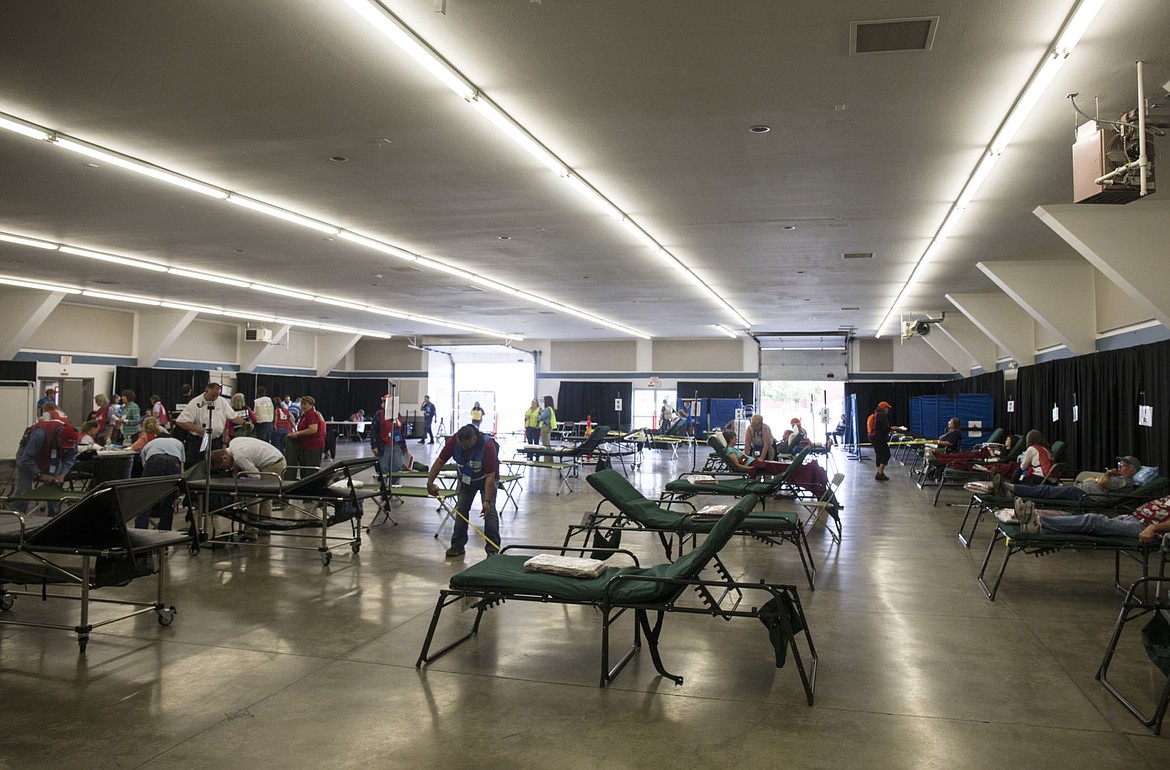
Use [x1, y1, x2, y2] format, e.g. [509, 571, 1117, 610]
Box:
[0, 1, 1167, 343]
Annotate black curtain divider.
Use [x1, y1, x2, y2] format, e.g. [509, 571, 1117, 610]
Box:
[349, 379, 393, 417]
[0, 361, 37, 382]
[1015, 339, 1170, 472]
[236, 373, 391, 423]
[556, 381, 633, 431]
[676, 381, 755, 401]
[113, 366, 200, 414]
[843, 382, 951, 433]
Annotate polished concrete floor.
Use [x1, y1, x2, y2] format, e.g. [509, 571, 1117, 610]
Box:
[2, 440, 1168, 769]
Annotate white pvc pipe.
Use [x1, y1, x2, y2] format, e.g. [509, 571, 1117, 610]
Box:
[1137, 60, 1149, 196]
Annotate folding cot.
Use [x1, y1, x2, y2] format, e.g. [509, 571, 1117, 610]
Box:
[660, 447, 816, 508]
[976, 520, 1167, 601]
[1097, 544, 1170, 734]
[569, 469, 828, 590]
[958, 475, 1169, 549]
[0, 476, 191, 651]
[416, 492, 817, 701]
[187, 457, 380, 565]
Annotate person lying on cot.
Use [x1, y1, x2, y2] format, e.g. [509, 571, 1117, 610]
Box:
[1012, 493, 1170, 541]
[721, 429, 788, 479]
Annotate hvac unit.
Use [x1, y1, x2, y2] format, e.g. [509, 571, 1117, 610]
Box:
[244, 327, 272, 343]
[1072, 116, 1159, 204]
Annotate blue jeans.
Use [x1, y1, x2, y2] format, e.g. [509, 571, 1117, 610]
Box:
[1039, 513, 1143, 537]
[450, 483, 500, 554]
[270, 429, 288, 452]
[378, 444, 407, 484]
[136, 454, 182, 530]
[254, 422, 273, 444]
[1015, 485, 1088, 502]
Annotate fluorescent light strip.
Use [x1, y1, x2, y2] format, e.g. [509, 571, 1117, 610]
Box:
[226, 195, 340, 235]
[875, 0, 1104, 337]
[61, 246, 169, 272]
[168, 267, 251, 288]
[471, 96, 567, 175]
[0, 232, 58, 250]
[338, 230, 418, 262]
[0, 275, 80, 294]
[563, 174, 624, 221]
[81, 289, 161, 306]
[52, 137, 228, 199]
[250, 283, 316, 302]
[222, 310, 278, 322]
[714, 324, 739, 339]
[0, 114, 52, 141]
[161, 301, 223, 315]
[314, 295, 368, 311]
[341, 0, 474, 100]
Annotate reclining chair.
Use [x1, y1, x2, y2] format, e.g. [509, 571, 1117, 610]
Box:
[571, 469, 824, 589]
[416, 492, 817, 702]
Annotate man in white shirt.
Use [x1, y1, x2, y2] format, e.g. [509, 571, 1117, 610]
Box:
[252, 387, 275, 444]
[175, 382, 241, 464]
[210, 436, 288, 526]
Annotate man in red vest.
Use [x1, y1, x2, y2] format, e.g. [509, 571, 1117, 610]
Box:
[15, 417, 80, 514]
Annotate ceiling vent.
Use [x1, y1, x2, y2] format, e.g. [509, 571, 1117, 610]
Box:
[850, 17, 938, 54]
[842, 252, 874, 259]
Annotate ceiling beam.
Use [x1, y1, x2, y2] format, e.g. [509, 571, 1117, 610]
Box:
[1034, 201, 1170, 330]
[920, 330, 972, 376]
[137, 308, 198, 368]
[0, 289, 65, 360]
[945, 292, 1035, 367]
[316, 332, 363, 377]
[933, 314, 998, 374]
[976, 260, 1096, 356]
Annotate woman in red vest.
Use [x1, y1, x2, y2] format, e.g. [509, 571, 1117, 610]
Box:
[289, 396, 326, 477]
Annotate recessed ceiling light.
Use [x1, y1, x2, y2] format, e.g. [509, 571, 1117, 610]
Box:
[497, 235, 511, 240]
[749, 125, 771, 134]
[796, 270, 805, 275]
[782, 225, 796, 231]
[329, 156, 348, 162]
[840, 307, 860, 311]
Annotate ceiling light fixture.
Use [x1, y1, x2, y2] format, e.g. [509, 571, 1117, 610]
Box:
[249, 283, 316, 302]
[80, 289, 161, 306]
[714, 324, 739, 339]
[0, 274, 80, 294]
[167, 267, 251, 288]
[0, 232, 58, 250]
[51, 137, 228, 199]
[225, 195, 340, 235]
[161, 301, 224, 314]
[875, 0, 1105, 337]
[61, 245, 169, 272]
[338, 230, 418, 262]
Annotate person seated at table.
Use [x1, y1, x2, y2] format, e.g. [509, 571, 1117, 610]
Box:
[743, 414, 775, 460]
[76, 420, 100, 449]
[1013, 493, 1170, 541]
[129, 416, 169, 452]
[993, 455, 1141, 501]
[349, 408, 365, 423]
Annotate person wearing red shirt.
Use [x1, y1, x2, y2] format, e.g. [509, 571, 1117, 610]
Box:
[290, 395, 326, 477]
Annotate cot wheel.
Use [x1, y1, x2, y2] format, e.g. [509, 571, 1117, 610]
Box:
[157, 607, 175, 626]
[187, 541, 200, 555]
[351, 542, 361, 553]
[0, 593, 13, 611]
[321, 551, 332, 566]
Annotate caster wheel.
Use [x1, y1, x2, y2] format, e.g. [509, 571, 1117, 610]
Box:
[351, 542, 361, 554]
[0, 593, 14, 611]
[321, 551, 332, 566]
[157, 608, 175, 626]
[188, 542, 200, 555]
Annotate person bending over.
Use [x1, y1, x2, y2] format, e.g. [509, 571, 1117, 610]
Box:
[428, 424, 500, 558]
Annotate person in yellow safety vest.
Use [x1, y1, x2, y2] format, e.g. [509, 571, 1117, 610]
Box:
[523, 398, 542, 444]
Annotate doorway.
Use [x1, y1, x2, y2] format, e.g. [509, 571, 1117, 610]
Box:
[757, 380, 844, 445]
[41, 377, 93, 424]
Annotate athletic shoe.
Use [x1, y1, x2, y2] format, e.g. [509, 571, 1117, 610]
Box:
[990, 473, 1003, 496]
[444, 546, 465, 558]
[1014, 498, 1040, 533]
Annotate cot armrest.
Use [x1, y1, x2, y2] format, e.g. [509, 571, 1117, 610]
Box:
[0, 509, 29, 547]
[499, 542, 641, 566]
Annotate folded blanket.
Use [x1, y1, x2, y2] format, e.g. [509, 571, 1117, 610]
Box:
[524, 554, 608, 579]
[692, 504, 731, 520]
